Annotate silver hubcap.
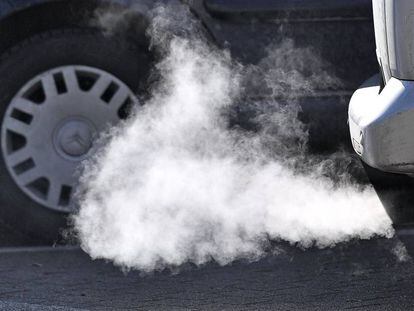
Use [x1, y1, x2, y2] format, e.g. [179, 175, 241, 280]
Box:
[1, 65, 138, 213]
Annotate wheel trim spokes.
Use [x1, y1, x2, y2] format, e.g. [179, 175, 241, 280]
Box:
[1, 65, 139, 213]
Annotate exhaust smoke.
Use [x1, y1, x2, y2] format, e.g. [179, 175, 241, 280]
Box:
[74, 5, 393, 272]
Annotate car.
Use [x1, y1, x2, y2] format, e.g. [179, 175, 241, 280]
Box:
[349, 0, 414, 226]
[0, 0, 376, 242]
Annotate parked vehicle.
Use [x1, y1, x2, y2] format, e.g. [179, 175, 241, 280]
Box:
[0, 0, 376, 242]
[349, 0, 414, 226]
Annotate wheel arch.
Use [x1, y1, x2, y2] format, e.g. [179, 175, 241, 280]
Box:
[0, 0, 179, 56]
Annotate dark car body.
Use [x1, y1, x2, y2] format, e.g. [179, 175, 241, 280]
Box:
[0, 0, 388, 238]
[0, 0, 376, 155]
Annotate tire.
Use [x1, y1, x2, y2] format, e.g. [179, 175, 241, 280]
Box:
[0, 28, 151, 243]
[363, 162, 414, 226]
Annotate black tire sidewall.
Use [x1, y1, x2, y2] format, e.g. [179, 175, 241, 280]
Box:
[0, 29, 151, 242]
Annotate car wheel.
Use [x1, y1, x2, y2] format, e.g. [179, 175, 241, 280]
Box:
[0, 28, 151, 243]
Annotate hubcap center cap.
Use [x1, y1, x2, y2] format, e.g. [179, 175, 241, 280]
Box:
[54, 118, 95, 159]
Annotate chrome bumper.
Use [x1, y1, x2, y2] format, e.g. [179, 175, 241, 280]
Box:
[349, 74, 414, 174]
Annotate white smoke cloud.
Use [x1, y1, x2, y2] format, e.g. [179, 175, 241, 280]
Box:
[392, 240, 412, 262]
[73, 5, 393, 272]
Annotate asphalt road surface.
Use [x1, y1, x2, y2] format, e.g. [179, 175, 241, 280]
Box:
[0, 232, 414, 310]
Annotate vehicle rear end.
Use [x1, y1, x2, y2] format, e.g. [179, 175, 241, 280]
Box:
[349, 0, 414, 224]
